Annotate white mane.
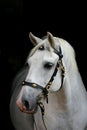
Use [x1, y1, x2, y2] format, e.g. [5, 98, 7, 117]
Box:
[56, 37, 78, 73]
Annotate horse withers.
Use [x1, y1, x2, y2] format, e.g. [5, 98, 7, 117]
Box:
[10, 32, 87, 130]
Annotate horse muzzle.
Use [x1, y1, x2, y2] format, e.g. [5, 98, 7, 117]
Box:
[16, 93, 38, 114]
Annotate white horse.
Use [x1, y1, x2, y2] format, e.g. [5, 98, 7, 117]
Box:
[10, 32, 87, 130]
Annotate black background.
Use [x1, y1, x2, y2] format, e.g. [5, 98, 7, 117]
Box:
[0, 1, 87, 129]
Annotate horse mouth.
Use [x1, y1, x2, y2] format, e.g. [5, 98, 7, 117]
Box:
[21, 108, 35, 114]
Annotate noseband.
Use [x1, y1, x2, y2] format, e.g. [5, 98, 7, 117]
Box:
[22, 46, 65, 104]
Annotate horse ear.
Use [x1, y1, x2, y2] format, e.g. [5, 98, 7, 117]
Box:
[47, 32, 55, 48]
[29, 32, 42, 46]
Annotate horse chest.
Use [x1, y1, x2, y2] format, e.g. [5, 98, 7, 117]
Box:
[41, 105, 86, 130]
[39, 114, 85, 130]
[34, 104, 69, 129]
[44, 110, 70, 130]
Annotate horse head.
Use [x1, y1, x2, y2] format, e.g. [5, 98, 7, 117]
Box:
[16, 32, 65, 114]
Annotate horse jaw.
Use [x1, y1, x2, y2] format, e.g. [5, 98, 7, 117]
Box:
[29, 32, 42, 46]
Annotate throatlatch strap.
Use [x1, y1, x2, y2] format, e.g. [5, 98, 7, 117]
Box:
[58, 59, 65, 89]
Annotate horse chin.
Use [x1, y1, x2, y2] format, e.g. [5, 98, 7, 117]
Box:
[22, 109, 36, 114]
[27, 106, 38, 115]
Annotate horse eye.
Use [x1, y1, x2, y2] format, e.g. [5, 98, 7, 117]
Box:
[38, 45, 44, 50]
[44, 62, 53, 69]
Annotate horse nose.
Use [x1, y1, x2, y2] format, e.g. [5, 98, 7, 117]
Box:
[16, 95, 37, 114]
[16, 97, 30, 112]
[22, 98, 30, 110]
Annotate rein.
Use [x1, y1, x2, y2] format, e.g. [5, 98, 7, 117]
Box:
[22, 46, 65, 130]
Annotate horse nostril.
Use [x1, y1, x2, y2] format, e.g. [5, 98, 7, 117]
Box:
[22, 99, 29, 110]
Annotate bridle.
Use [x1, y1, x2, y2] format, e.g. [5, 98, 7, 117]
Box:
[22, 46, 65, 103]
[22, 46, 65, 129]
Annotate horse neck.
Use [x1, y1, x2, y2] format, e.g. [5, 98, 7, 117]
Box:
[47, 60, 87, 112]
[62, 62, 87, 110]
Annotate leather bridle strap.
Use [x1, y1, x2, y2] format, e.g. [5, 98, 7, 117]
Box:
[22, 81, 44, 91]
